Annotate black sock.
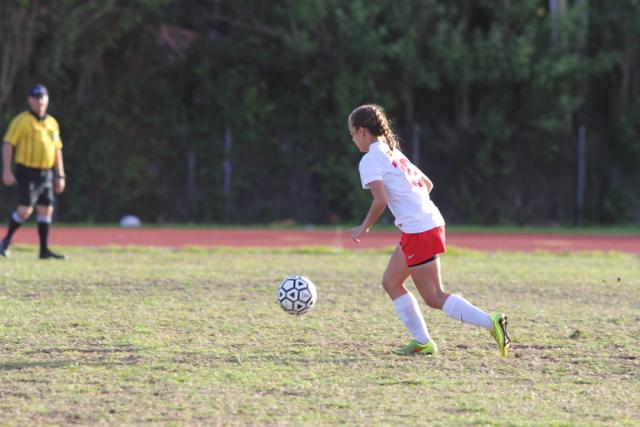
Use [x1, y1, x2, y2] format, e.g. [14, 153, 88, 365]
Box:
[38, 221, 49, 254]
[4, 215, 22, 243]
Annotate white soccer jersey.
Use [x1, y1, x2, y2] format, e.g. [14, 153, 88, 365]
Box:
[359, 141, 445, 233]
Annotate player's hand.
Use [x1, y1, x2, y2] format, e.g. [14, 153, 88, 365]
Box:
[2, 170, 15, 186]
[54, 177, 65, 194]
[349, 224, 369, 243]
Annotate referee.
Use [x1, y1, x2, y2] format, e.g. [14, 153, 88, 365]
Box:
[0, 84, 67, 259]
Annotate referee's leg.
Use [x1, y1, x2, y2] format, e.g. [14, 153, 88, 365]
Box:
[0, 205, 31, 257]
[36, 203, 66, 260]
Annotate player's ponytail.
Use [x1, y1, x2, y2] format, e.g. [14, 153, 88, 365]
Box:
[348, 104, 401, 151]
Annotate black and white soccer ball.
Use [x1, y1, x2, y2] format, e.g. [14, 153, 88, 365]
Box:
[277, 275, 317, 315]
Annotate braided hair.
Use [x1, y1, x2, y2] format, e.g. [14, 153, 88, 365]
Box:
[348, 104, 401, 150]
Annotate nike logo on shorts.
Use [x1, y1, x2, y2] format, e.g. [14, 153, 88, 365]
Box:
[408, 254, 415, 259]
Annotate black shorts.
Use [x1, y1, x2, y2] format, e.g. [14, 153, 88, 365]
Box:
[15, 164, 54, 207]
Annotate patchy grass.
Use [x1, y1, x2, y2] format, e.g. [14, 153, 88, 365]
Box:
[0, 246, 638, 425]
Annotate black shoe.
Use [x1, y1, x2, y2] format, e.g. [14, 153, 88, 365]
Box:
[39, 249, 67, 260]
[0, 238, 9, 257]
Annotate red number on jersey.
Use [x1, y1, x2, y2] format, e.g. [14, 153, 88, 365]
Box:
[392, 157, 425, 190]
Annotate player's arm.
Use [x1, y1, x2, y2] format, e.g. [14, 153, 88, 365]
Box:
[350, 180, 388, 242]
[53, 148, 66, 194]
[2, 142, 16, 186]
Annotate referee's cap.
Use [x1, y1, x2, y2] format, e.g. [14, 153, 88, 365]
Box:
[28, 84, 48, 98]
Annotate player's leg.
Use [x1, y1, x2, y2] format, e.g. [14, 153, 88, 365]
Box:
[408, 256, 448, 309]
[410, 258, 510, 356]
[382, 245, 411, 299]
[411, 258, 491, 325]
[384, 245, 436, 355]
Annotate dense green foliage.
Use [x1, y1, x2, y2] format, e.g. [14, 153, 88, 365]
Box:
[0, 0, 638, 225]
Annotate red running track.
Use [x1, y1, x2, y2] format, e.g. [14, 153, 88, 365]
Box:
[6, 227, 640, 254]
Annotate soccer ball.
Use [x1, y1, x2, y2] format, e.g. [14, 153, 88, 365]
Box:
[277, 275, 317, 315]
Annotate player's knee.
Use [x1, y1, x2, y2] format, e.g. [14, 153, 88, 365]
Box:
[16, 207, 32, 220]
[382, 276, 402, 295]
[35, 206, 53, 217]
[424, 290, 447, 309]
[424, 298, 442, 310]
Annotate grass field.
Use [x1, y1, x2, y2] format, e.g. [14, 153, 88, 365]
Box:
[1, 245, 638, 426]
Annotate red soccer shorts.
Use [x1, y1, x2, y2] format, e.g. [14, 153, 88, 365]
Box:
[399, 225, 446, 267]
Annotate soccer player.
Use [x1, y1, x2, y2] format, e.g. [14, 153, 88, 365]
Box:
[0, 84, 67, 259]
[348, 104, 510, 356]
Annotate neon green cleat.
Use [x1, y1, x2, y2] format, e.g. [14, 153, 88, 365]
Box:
[490, 312, 511, 356]
[393, 338, 438, 355]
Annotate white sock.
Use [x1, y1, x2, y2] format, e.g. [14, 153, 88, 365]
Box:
[442, 294, 492, 330]
[12, 212, 24, 223]
[37, 215, 52, 224]
[393, 292, 430, 344]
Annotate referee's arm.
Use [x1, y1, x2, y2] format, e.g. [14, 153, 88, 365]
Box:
[53, 148, 66, 193]
[2, 142, 15, 186]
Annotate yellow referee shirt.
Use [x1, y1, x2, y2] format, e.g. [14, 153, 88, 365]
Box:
[3, 111, 63, 169]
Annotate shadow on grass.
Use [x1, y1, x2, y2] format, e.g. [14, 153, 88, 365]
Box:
[1, 360, 83, 371]
[0, 356, 143, 371]
[2, 346, 143, 371]
[24, 345, 140, 355]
